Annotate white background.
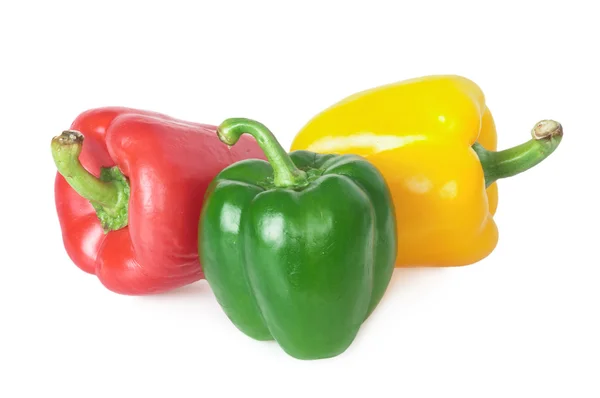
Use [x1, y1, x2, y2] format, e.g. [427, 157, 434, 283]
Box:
[1, 1, 599, 397]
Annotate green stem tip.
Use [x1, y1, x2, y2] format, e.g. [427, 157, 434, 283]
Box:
[51, 130, 130, 232]
[217, 118, 308, 188]
[473, 119, 563, 187]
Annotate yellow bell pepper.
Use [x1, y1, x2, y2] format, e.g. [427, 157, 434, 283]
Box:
[290, 75, 562, 267]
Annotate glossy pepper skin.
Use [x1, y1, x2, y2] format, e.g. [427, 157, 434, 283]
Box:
[51, 107, 266, 295]
[199, 118, 397, 360]
[291, 75, 562, 267]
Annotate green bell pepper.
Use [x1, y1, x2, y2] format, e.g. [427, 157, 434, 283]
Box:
[199, 118, 397, 360]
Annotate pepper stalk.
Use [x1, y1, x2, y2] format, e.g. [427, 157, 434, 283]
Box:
[473, 119, 563, 187]
[50, 130, 130, 232]
[217, 118, 309, 188]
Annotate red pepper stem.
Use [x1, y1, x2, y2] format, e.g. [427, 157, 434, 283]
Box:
[217, 118, 308, 188]
[51, 130, 130, 232]
[473, 120, 563, 188]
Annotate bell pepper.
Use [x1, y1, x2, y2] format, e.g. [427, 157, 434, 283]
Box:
[199, 118, 397, 360]
[290, 75, 563, 267]
[51, 107, 266, 295]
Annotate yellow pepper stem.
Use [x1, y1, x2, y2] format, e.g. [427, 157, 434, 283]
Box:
[473, 120, 563, 188]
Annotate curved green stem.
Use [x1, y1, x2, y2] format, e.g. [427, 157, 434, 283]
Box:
[51, 131, 119, 207]
[218, 118, 308, 188]
[473, 119, 563, 187]
[51, 130, 130, 232]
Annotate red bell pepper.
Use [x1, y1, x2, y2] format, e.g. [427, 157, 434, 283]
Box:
[51, 107, 266, 295]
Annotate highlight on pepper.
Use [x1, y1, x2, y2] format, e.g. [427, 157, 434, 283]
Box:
[290, 75, 563, 268]
[199, 117, 397, 360]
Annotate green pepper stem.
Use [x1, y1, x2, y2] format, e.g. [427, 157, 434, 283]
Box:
[51, 131, 121, 207]
[473, 119, 563, 187]
[217, 118, 308, 188]
[51, 130, 130, 232]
